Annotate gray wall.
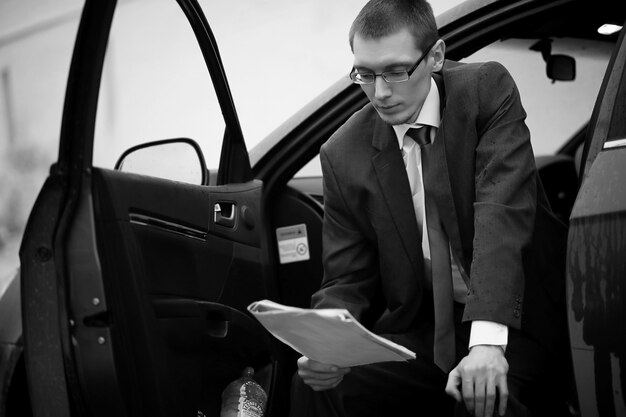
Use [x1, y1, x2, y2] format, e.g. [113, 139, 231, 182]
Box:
[0, 0, 462, 289]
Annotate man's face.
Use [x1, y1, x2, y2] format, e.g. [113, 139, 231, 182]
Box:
[352, 28, 434, 125]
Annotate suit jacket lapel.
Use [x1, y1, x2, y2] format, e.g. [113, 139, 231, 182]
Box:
[371, 119, 425, 278]
[431, 71, 470, 280]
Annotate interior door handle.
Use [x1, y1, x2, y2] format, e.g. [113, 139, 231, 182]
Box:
[197, 301, 232, 338]
[153, 298, 268, 340]
[152, 298, 233, 338]
[214, 202, 236, 228]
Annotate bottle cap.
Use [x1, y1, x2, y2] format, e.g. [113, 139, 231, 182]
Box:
[243, 366, 255, 378]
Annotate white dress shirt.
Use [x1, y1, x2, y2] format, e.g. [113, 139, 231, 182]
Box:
[392, 78, 508, 350]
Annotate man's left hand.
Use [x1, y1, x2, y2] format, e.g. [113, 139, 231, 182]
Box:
[445, 345, 509, 417]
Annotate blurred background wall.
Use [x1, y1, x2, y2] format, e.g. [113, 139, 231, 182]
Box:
[0, 0, 462, 290]
[0, 0, 83, 288]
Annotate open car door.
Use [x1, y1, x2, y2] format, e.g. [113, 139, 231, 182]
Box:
[567, 19, 626, 417]
[19, 1, 276, 416]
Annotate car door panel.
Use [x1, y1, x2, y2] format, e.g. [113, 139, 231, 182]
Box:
[81, 168, 271, 416]
[20, 0, 275, 414]
[94, 169, 232, 298]
[567, 147, 626, 417]
[567, 22, 626, 417]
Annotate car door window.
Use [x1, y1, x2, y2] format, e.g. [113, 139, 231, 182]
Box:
[93, 0, 225, 171]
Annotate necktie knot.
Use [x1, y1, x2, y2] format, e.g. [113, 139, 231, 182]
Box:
[406, 125, 432, 147]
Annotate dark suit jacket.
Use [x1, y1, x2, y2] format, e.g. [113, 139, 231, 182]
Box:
[312, 60, 567, 356]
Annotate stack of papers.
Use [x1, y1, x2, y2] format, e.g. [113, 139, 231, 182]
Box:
[247, 299, 415, 367]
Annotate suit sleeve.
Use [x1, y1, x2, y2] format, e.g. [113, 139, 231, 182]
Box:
[463, 61, 537, 329]
[311, 144, 379, 322]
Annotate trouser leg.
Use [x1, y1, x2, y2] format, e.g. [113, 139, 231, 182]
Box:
[289, 356, 455, 417]
[289, 304, 568, 417]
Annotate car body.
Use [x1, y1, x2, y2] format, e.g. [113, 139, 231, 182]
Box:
[1, 0, 625, 415]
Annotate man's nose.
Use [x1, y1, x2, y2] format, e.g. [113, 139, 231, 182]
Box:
[373, 76, 392, 100]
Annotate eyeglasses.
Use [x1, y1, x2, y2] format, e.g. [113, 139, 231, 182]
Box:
[349, 40, 437, 85]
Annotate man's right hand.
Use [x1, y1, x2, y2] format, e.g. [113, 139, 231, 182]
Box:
[297, 356, 351, 391]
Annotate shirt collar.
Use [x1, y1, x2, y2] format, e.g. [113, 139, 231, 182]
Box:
[392, 77, 440, 149]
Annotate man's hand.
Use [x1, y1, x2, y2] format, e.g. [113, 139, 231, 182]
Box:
[445, 345, 509, 417]
[297, 356, 351, 391]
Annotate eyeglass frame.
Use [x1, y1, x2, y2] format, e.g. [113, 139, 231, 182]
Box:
[349, 39, 439, 85]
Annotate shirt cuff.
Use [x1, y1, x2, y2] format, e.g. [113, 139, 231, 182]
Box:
[468, 320, 508, 350]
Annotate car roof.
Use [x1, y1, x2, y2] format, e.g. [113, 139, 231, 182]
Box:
[439, 0, 624, 41]
[250, 0, 625, 168]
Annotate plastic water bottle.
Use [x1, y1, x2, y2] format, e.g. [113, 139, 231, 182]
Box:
[220, 367, 267, 417]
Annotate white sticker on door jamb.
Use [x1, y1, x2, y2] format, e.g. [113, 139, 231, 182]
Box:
[276, 224, 310, 264]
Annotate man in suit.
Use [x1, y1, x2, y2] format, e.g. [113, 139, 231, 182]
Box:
[289, 0, 569, 416]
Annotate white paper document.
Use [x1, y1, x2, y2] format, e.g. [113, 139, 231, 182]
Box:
[247, 299, 416, 367]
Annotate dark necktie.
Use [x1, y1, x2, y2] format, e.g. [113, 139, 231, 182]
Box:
[405, 126, 431, 147]
[406, 125, 456, 373]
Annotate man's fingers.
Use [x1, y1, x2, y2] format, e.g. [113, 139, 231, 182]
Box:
[484, 379, 497, 417]
[297, 356, 350, 376]
[298, 366, 350, 386]
[300, 371, 344, 390]
[307, 375, 345, 391]
[296, 356, 351, 391]
[497, 374, 509, 416]
[473, 379, 485, 417]
[298, 368, 344, 381]
[461, 375, 475, 414]
[453, 345, 510, 416]
[445, 368, 463, 402]
[297, 356, 339, 372]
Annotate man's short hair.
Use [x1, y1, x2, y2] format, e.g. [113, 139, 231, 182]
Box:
[349, 0, 439, 52]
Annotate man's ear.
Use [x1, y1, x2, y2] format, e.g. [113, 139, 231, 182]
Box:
[431, 39, 446, 72]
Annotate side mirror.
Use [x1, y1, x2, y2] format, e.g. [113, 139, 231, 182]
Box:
[114, 138, 208, 185]
[547, 54, 576, 82]
[530, 38, 576, 83]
